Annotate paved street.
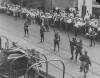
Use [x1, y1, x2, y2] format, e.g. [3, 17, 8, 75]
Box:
[0, 14, 100, 78]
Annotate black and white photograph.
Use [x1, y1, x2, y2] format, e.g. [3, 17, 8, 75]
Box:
[0, 0, 100, 78]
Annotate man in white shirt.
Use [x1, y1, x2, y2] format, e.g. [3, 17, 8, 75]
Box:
[97, 26, 100, 39]
[74, 21, 79, 37]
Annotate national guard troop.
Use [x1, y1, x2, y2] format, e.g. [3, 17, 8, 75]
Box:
[53, 31, 60, 51]
[75, 39, 83, 62]
[89, 28, 96, 46]
[40, 24, 45, 42]
[79, 50, 91, 78]
[24, 21, 29, 37]
[70, 36, 77, 60]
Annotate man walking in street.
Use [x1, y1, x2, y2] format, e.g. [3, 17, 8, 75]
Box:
[79, 50, 91, 78]
[24, 21, 29, 37]
[75, 39, 83, 62]
[40, 24, 45, 42]
[70, 36, 77, 60]
[53, 31, 60, 51]
[89, 28, 96, 46]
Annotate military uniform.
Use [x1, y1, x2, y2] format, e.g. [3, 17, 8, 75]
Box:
[40, 25, 45, 42]
[79, 51, 91, 78]
[75, 39, 83, 62]
[70, 37, 77, 60]
[24, 21, 29, 37]
[89, 28, 96, 46]
[53, 31, 60, 51]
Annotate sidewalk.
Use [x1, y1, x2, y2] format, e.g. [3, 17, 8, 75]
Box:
[0, 14, 100, 78]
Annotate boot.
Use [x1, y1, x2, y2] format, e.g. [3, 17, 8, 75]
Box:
[70, 57, 74, 60]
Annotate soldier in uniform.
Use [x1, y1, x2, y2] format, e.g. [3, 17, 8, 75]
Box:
[70, 36, 77, 60]
[79, 50, 91, 78]
[75, 39, 83, 62]
[53, 31, 60, 51]
[24, 21, 29, 37]
[89, 28, 96, 46]
[40, 25, 45, 42]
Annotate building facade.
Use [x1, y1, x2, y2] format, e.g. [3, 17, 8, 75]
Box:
[1, 0, 78, 12]
[29, 0, 78, 12]
[1, 0, 100, 18]
[1, 0, 10, 3]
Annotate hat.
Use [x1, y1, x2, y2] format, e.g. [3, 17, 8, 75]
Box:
[12, 42, 16, 44]
[84, 50, 88, 54]
[56, 31, 59, 34]
[31, 49, 36, 53]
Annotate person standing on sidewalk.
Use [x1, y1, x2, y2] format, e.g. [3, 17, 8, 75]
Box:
[53, 31, 60, 51]
[74, 21, 79, 37]
[79, 50, 91, 78]
[75, 39, 83, 62]
[70, 36, 77, 60]
[24, 21, 29, 37]
[14, 9, 18, 21]
[40, 24, 45, 42]
[89, 28, 96, 46]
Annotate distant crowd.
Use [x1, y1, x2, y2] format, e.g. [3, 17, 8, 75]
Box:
[0, 2, 100, 39]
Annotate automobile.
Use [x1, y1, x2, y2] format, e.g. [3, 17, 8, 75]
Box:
[0, 47, 56, 78]
[0, 40, 65, 78]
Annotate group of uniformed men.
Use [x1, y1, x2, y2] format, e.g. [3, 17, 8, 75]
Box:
[39, 24, 60, 51]
[70, 36, 82, 61]
[70, 36, 91, 77]
[0, 2, 93, 78]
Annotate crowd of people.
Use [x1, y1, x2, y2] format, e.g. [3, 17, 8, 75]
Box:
[0, 2, 96, 78]
[1, 2, 100, 40]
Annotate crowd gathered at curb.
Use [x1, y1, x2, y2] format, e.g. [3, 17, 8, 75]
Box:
[0, 2, 100, 40]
